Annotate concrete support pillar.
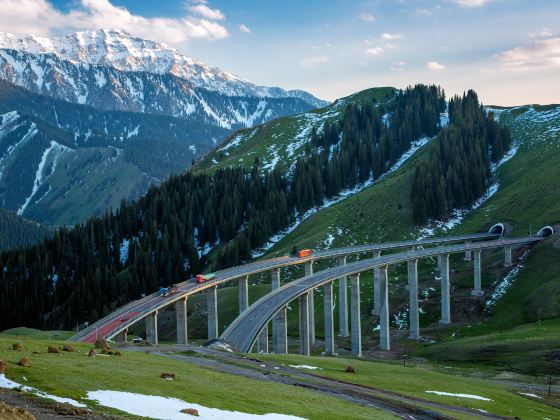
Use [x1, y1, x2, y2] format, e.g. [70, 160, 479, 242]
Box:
[337, 256, 348, 337]
[115, 329, 127, 344]
[176, 297, 188, 345]
[440, 254, 451, 324]
[379, 266, 390, 351]
[350, 273, 362, 357]
[271, 268, 287, 353]
[146, 311, 158, 345]
[504, 246, 512, 267]
[207, 286, 218, 340]
[304, 261, 315, 346]
[257, 325, 268, 353]
[464, 241, 472, 261]
[437, 255, 443, 272]
[373, 251, 381, 316]
[273, 307, 288, 354]
[408, 259, 420, 339]
[299, 292, 310, 356]
[472, 249, 483, 296]
[239, 275, 249, 313]
[323, 282, 335, 355]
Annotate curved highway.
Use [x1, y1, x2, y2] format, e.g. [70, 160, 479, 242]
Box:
[69, 231, 500, 342]
[221, 236, 542, 352]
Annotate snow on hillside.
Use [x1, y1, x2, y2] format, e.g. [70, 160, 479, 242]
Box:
[0, 29, 327, 106]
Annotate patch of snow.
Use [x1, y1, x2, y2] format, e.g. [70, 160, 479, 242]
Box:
[439, 112, 449, 128]
[126, 125, 139, 139]
[0, 374, 86, 407]
[485, 255, 526, 310]
[289, 365, 322, 370]
[425, 391, 493, 401]
[120, 239, 130, 265]
[17, 141, 70, 215]
[87, 390, 304, 419]
[189, 145, 197, 153]
[519, 392, 542, 399]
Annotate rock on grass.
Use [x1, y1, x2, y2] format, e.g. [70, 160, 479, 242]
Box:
[0, 402, 35, 420]
[161, 372, 176, 380]
[18, 357, 31, 367]
[180, 408, 199, 416]
[12, 343, 23, 351]
[0, 359, 9, 373]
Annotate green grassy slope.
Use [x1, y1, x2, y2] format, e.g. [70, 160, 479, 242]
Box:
[1, 333, 557, 419]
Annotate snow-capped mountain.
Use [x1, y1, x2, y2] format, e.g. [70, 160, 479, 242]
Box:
[0, 30, 326, 113]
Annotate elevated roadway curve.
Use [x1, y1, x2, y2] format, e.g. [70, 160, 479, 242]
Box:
[221, 236, 544, 353]
[69, 231, 501, 343]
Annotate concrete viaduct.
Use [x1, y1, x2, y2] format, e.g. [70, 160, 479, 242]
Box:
[69, 224, 554, 356]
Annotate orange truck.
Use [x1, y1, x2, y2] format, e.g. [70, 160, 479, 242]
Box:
[298, 249, 313, 258]
[196, 273, 216, 283]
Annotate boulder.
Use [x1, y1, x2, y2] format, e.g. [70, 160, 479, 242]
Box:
[94, 338, 108, 349]
[0, 359, 9, 374]
[180, 408, 199, 416]
[62, 344, 76, 352]
[12, 343, 23, 351]
[88, 348, 97, 358]
[161, 372, 176, 380]
[48, 346, 60, 354]
[18, 357, 31, 367]
[343, 365, 356, 373]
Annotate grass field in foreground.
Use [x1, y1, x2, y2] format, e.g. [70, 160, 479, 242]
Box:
[0, 335, 386, 420]
[260, 354, 560, 419]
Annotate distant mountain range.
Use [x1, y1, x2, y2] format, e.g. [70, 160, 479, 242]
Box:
[0, 29, 326, 226]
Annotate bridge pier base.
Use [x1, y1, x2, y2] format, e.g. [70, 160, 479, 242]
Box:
[207, 286, 218, 340]
[299, 292, 310, 356]
[350, 273, 362, 357]
[239, 275, 249, 313]
[176, 297, 188, 345]
[504, 246, 512, 267]
[323, 282, 336, 355]
[305, 262, 315, 347]
[257, 325, 268, 353]
[408, 259, 420, 339]
[379, 266, 390, 351]
[439, 254, 451, 324]
[373, 251, 381, 316]
[271, 268, 287, 354]
[472, 249, 484, 296]
[337, 256, 348, 337]
[464, 241, 472, 261]
[146, 311, 158, 345]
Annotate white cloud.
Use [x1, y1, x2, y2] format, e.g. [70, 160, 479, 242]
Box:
[427, 61, 446, 70]
[390, 60, 407, 71]
[416, 8, 432, 16]
[300, 55, 329, 69]
[359, 12, 376, 22]
[453, 0, 489, 7]
[188, 4, 225, 20]
[365, 47, 383, 56]
[494, 37, 560, 71]
[239, 24, 252, 34]
[381, 33, 402, 40]
[0, 0, 228, 47]
[529, 28, 553, 39]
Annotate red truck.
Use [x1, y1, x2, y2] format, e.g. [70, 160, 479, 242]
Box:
[298, 249, 313, 258]
[196, 273, 216, 283]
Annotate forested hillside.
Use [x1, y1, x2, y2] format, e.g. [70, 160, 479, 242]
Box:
[0, 209, 49, 251]
[0, 84, 509, 332]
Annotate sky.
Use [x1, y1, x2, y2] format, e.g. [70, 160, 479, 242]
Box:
[0, 0, 558, 105]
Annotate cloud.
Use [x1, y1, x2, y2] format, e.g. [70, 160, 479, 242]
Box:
[494, 37, 560, 71]
[365, 47, 383, 56]
[453, 0, 489, 7]
[188, 3, 225, 20]
[359, 12, 376, 22]
[381, 33, 401, 40]
[529, 28, 553, 38]
[0, 0, 228, 47]
[239, 24, 252, 34]
[300, 55, 329, 69]
[416, 8, 432, 16]
[427, 61, 446, 70]
[390, 60, 407, 71]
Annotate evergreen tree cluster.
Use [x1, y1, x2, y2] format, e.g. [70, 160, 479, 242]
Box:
[0, 84, 452, 331]
[291, 85, 446, 214]
[411, 90, 511, 225]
